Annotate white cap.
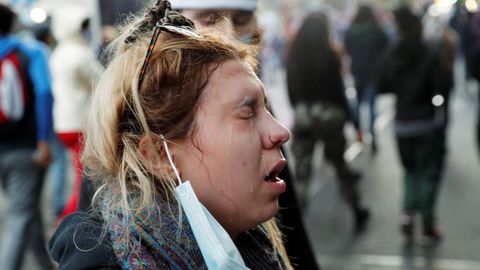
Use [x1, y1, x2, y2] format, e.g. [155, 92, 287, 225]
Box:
[52, 4, 90, 41]
[170, 0, 258, 11]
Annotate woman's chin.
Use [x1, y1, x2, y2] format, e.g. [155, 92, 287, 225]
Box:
[256, 201, 280, 224]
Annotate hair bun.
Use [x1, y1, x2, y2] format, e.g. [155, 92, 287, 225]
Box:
[125, 0, 194, 44]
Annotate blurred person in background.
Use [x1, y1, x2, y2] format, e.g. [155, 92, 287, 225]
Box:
[345, 4, 389, 153]
[33, 23, 68, 218]
[470, 10, 480, 155]
[378, 6, 450, 245]
[50, 5, 103, 220]
[175, 0, 261, 44]
[450, 0, 476, 82]
[422, 1, 456, 156]
[0, 4, 54, 270]
[287, 11, 370, 234]
[170, 1, 320, 268]
[50, 1, 294, 268]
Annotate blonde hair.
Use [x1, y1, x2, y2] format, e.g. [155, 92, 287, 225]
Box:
[83, 9, 292, 269]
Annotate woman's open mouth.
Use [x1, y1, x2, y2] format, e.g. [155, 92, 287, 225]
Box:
[264, 159, 287, 183]
[264, 171, 280, 182]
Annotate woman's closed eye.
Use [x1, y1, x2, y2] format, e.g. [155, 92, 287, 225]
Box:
[197, 11, 222, 26]
[239, 107, 255, 119]
[238, 97, 258, 120]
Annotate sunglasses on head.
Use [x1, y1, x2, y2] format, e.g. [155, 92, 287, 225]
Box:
[137, 22, 200, 90]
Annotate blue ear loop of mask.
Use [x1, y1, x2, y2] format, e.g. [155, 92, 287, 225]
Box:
[161, 138, 250, 269]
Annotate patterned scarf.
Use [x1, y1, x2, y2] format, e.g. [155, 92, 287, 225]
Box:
[108, 200, 287, 269]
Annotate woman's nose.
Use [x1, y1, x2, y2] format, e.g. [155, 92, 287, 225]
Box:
[265, 118, 290, 149]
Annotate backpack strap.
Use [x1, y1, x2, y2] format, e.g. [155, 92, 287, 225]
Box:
[0, 50, 29, 123]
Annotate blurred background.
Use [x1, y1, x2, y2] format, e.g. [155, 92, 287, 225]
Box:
[0, 0, 479, 269]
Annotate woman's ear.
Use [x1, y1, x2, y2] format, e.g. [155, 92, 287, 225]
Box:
[138, 135, 178, 180]
[138, 135, 160, 164]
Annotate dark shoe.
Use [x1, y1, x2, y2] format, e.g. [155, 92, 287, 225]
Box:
[344, 170, 362, 183]
[421, 227, 443, 245]
[371, 140, 378, 154]
[351, 171, 362, 182]
[354, 208, 370, 234]
[336, 165, 362, 183]
[400, 214, 414, 245]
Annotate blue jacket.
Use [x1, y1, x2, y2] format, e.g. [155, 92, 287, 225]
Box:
[0, 35, 53, 147]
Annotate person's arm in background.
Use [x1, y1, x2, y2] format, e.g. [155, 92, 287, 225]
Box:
[24, 42, 53, 167]
[339, 83, 363, 142]
[332, 38, 350, 75]
[377, 25, 389, 52]
[433, 29, 455, 98]
[330, 52, 362, 142]
[376, 49, 394, 95]
[343, 27, 353, 57]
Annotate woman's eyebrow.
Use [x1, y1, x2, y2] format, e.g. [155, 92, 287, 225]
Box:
[238, 96, 257, 108]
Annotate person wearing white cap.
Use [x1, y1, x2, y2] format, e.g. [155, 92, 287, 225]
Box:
[170, 1, 321, 269]
[170, 0, 260, 44]
[50, 4, 104, 220]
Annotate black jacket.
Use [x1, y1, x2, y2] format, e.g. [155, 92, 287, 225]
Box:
[287, 29, 354, 124]
[48, 213, 120, 270]
[345, 22, 388, 80]
[378, 38, 451, 122]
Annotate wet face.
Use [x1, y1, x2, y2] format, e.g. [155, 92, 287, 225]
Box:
[173, 60, 290, 239]
[181, 9, 256, 40]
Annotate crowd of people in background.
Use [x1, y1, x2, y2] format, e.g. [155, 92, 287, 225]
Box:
[1, 0, 480, 269]
[283, 0, 479, 247]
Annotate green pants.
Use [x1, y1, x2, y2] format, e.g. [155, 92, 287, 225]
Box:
[396, 130, 445, 229]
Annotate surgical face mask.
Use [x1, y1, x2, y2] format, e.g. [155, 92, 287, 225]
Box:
[163, 140, 250, 270]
